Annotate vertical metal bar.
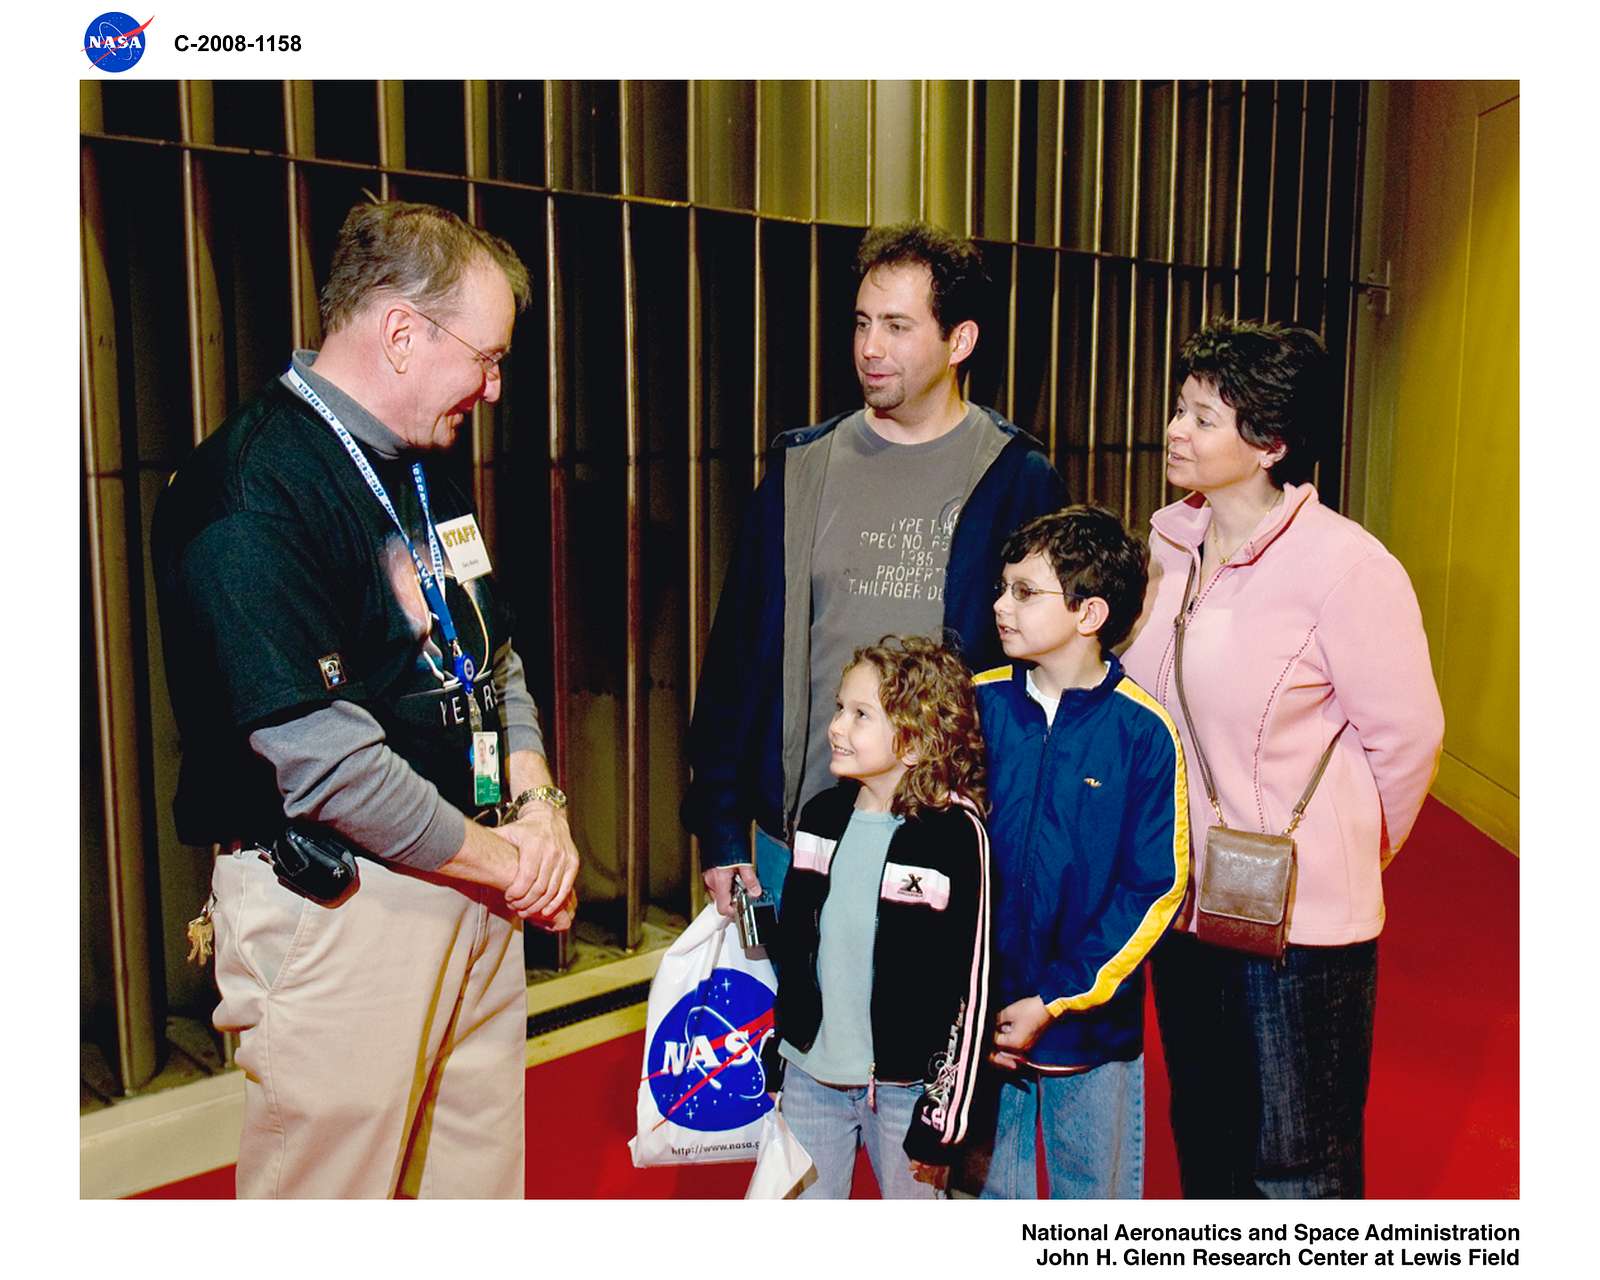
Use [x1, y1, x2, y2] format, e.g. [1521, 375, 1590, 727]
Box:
[464, 81, 497, 534]
[917, 80, 929, 221]
[1160, 82, 1181, 512]
[686, 85, 708, 915]
[1261, 82, 1280, 320]
[1120, 85, 1144, 523]
[753, 85, 766, 486]
[80, 139, 158, 1095]
[753, 80, 764, 216]
[1091, 83, 1107, 246]
[752, 82, 764, 214]
[81, 78, 104, 132]
[1164, 82, 1181, 264]
[808, 222, 821, 425]
[377, 81, 404, 197]
[466, 80, 490, 185]
[1340, 85, 1370, 501]
[808, 80, 822, 427]
[1291, 81, 1309, 319]
[1199, 108, 1214, 338]
[1164, 80, 1203, 505]
[866, 79, 876, 226]
[1197, 80, 1216, 359]
[179, 81, 225, 444]
[1203, 83, 1209, 334]
[464, 81, 483, 212]
[542, 83, 572, 969]
[1201, 82, 1215, 287]
[1046, 80, 1064, 460]
[811, 78, 821, 218]
[964, 79, 976, 237]
[1085, 81, 1106, 502]
[753, 219, 766, 478]
[1231, 83, 1247, 318]
[283, 81, 319, 349]
[620, 84, 646, 948]
[375, 84, 389, 199]
[1321, 82, 1338, 331]
[1005, 80, 1021, 418]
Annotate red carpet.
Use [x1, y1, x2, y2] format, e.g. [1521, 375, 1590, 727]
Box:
[135, 797, 1516, 1199]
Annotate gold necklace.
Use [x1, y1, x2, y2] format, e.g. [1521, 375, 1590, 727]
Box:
[1207, 526, 1248, 566]
[1207, 491, 1284, 565]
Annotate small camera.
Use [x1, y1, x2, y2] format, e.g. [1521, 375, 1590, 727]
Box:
[731, 878, 778, 952]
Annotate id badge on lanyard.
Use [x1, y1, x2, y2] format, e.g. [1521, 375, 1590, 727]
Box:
[287, 367, 501, 804]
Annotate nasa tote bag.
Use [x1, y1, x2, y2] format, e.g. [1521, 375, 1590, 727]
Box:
[629, 904, 778, 1167]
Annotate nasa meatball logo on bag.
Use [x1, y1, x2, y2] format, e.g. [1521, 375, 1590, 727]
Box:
[630, 905, 776, 1166]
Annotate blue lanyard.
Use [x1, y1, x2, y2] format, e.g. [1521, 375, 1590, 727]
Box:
[285, 367, 477, 698]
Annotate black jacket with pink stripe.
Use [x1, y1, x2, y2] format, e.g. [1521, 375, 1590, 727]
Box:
[764, 781, 992, 1165]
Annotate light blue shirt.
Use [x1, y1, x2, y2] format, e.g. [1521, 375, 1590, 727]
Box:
[780, 809, 903, 1085]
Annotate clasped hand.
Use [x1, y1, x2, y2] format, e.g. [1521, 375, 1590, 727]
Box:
[501, 803, 580, 930]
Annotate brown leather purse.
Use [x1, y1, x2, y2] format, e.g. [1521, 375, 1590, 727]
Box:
[1172, 560, 1346, 961]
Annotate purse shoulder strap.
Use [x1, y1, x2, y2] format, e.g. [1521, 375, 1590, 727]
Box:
[1172, 560, 1226, 825]
[1172, 557, 1349, 836]
[1284, 722, 1347, 836]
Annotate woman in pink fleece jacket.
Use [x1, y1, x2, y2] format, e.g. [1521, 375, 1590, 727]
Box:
[1121, 318, 1443, 1199]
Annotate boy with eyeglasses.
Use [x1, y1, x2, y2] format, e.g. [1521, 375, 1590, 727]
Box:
[960, 505, 1188, 1199]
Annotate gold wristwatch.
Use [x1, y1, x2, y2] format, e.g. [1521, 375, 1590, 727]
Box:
[501, 784, 568, 825]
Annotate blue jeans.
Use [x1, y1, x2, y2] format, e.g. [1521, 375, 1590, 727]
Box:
[778, 1063, 943, 1199]
[1151, 931, 1378, 1199]
[754, 827, 792, 914]
[963, 1057, 1144, 1199]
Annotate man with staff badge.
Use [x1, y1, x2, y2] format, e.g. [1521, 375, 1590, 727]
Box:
[153, 200, 579, 1198]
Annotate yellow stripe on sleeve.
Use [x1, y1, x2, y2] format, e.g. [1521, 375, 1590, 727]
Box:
[1042, 679, 1190, 1015]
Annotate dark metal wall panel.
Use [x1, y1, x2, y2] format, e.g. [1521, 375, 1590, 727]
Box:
[311, 81, 379, 165]
[694, 81, 755, 212]
[625, 81, 689, 203]
[967, 239, 1014, 414]
[872, 81, 921, 226]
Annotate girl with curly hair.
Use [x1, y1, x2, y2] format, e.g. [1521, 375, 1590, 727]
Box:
[762, 634, 992, 1198]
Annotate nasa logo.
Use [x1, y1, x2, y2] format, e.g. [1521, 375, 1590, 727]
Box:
[645, 968, 775, 1133]
[83, 12, 153, 72]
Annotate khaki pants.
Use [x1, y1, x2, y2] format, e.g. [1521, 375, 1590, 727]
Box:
[212, 848, 526, 1198]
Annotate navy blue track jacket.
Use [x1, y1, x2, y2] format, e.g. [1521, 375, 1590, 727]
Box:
[974, 655, 1189, 1067]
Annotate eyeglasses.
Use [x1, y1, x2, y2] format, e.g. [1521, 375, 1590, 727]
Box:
[994, 579, 1084, 605]
[409, 304, 508, 372]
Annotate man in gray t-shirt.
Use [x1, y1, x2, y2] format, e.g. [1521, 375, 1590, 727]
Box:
[801, 405, 988, 807]
[689, 223, 1065, 920]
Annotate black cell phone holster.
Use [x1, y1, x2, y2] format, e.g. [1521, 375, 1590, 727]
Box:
[266, 825, 361, 903]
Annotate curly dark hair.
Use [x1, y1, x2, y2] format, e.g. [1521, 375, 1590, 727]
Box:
[845, 635, 987, 818]
[1000, 505, 1149, 655]
[853, 221, 986, 337]
[1175, 318, 1335, 487]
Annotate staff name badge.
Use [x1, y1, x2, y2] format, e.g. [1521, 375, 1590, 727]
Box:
[435, 515, 492, 582]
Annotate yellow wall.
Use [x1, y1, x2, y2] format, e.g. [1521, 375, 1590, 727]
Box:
[1358, 82, 1519, 852]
